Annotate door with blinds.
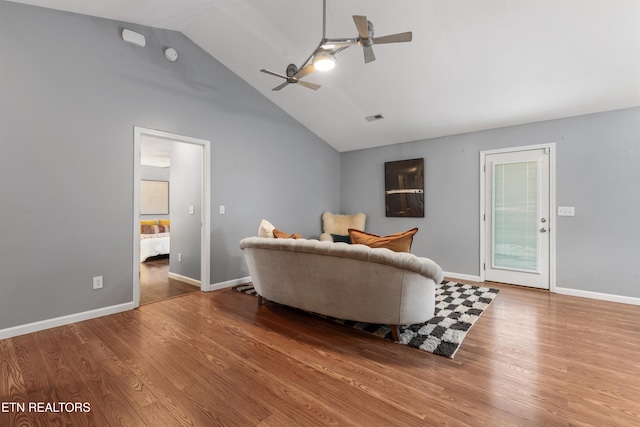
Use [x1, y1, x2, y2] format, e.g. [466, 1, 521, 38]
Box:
[483, 147, 551, 289]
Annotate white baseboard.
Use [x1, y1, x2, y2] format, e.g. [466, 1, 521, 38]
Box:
[168, 272, 200, 287]
[443, 271, 481, 283]
[554, 287, 640, 306]
[207, 276, 252, 292]
[0, 274, 251, 340]
[4, 276, 637, 341]
[444, 271, 640, 306]
[0, 302, 135, 340]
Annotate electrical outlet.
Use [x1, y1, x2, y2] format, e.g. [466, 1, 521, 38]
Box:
[92, 276, 103, 289]
[558, 206, 575, 216]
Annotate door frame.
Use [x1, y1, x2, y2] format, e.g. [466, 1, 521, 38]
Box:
[133, 127, 211, 308]
[479, 143, 556, 291]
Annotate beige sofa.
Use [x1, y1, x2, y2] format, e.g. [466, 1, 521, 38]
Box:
[239, 237, 444, 340]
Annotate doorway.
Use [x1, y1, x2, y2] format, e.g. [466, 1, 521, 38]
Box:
[139, 257, 198, 304]
[480, 144, 555, 289]
[133, 127, 211, 308]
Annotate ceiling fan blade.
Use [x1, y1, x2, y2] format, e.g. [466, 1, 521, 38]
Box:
[260, 69, 288, 80]
[372, 31, 413, 45]
[294, 64, 315, 80]
[353, 15, 369, 39]
[296, 80, 321, 91]
[321, 40, 357, 49]
[363, 46, 376, 63]
[272, 81, 290, 91]
[333, 46, 350, 55]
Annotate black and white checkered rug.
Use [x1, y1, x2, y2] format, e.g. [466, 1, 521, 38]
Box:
[232, 281, 499, 358]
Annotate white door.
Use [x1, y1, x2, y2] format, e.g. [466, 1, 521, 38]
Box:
[483, 147, 551, 289]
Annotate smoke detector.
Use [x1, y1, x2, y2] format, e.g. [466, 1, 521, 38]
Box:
[164, 48, 178, 62]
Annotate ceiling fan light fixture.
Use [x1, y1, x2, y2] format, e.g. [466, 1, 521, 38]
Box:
[313, 50, 336, 71]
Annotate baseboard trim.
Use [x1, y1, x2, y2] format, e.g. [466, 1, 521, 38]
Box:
[208, 276, 252, 292]
[444, 271, 640, 306]
[4, 277, 636, 341]
[168, 272, 201, 287]
[444, 272, 482, 283]
[554, 287, 640, 306]
[0, 302, 135, 340]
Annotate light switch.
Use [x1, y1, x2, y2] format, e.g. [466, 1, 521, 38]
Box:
[558, 206, 575, 216]
[189, 205, 194, 215]
[219, 205, 225, 215]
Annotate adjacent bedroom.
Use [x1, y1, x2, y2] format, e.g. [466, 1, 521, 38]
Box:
[139, 137, 201, 304]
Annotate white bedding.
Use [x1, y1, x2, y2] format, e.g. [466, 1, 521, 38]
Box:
[140, 232, 170, 262]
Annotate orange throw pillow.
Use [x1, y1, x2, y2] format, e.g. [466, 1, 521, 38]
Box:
[273, 228, 302, 239]
[348, 228, 418, 252]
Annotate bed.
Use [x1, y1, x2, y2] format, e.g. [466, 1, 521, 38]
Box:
[140, 220, 170, 262]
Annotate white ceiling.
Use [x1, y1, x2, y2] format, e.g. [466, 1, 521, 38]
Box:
[11, 0, 640, 152]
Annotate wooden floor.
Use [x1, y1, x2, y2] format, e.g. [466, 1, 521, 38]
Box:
[2, 280, 640, 426]
[140, 257, 199, 305]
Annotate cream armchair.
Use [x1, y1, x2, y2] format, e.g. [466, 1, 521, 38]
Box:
[319, 211, 366, 242]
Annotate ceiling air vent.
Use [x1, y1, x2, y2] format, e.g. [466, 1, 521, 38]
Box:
[365, 114, 384, 122]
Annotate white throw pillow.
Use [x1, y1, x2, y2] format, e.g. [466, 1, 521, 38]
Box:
[258, 219, 276, 238]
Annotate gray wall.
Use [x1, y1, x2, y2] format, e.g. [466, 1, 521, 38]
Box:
[0, 2, 340, 330]
[341, 107, 640, 298]
[169, 142, 201, 280]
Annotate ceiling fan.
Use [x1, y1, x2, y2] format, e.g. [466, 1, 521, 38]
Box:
[259, 64, 320, 91]
[260, 0, 413, 91]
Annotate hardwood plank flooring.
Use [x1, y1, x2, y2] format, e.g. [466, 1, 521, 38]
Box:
[1, 280, 640, 426]
[140, 257, 199, 305]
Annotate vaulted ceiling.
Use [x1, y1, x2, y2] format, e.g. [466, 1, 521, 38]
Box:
[9, 0, 640, 152]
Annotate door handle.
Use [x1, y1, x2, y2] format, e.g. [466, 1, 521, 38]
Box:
[540, 227, 548, 233]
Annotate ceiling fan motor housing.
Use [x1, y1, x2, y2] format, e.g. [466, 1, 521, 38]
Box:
[286, 63, 298, 78]
[358, 21, 374, 47]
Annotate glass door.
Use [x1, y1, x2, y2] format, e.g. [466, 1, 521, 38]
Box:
[484, 148, 550, 288]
